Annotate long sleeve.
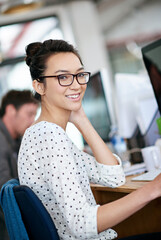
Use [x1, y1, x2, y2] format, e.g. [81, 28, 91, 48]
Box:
[72, 144, 125, 187]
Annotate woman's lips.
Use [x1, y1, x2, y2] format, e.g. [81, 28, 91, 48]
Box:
[66, 93, 80, 100]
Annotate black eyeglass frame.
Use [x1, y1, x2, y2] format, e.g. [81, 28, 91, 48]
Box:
[38, 71, 91, 86]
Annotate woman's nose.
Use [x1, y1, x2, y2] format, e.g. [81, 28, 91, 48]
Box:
[70, 76, 80, 89]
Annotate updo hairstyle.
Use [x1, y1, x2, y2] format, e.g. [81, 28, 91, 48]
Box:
[25, 39, 83, 100]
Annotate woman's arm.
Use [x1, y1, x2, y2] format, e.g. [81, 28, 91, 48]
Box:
[69, 107, 161, 234]
[97, 173, 161, 232]
[69, 106, 118, 166]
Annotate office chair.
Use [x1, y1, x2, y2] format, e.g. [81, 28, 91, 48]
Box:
[0, 179, 60, 240]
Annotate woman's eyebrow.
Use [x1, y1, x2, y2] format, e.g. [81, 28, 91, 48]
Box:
[54, 70, 69, 74]
[55, 67, 84, 74]
[77, 67, 84, 71]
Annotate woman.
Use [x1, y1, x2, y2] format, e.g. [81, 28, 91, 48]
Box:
[18, 39, 161, 240]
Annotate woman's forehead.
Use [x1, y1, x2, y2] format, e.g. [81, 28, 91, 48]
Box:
[46, 52, 82, 72]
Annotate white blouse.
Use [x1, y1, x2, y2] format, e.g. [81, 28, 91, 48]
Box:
[18, 121, 125, 240]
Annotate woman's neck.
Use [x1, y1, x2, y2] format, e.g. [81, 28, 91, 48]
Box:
[35, 104, 70, 130]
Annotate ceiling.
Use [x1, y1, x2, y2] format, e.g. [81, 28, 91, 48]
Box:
[0, 0, 112, 14]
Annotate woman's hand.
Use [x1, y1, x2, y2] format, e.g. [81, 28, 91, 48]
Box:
[69, 105, 118, 166]
[69, 106, 86, 126]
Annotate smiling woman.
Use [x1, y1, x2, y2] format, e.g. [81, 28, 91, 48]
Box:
[18, 39, 124, 239]
[17, 39, 161, 240]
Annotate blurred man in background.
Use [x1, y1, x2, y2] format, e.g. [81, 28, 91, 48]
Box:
[0, 89, 39, 240]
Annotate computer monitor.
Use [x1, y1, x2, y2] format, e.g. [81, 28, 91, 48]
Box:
[114, 73, 154, 139]
[82, 69, 112, 144]
[142, 38, 161, 115]
[142, 109, 161, 146]
[141, 38, 161, 146]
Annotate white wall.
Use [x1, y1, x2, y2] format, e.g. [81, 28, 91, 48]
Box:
[97, 0, 161, 44]
[61, 1, 116, 124]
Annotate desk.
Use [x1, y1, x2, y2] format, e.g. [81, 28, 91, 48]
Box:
[91, 176, 161, 238]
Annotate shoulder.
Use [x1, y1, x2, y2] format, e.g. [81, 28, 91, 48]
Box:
[0, 120, 10, 142]
[25, 121, 65, 135]
[0, 127, 11, 150]
[23, 121, 68, 145]
[0, 129, 7, 141]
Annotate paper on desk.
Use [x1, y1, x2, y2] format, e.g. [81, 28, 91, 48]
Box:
[123, 162, 147, 176]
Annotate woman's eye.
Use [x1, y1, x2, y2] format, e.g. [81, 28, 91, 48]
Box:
[59, 75, 68, 80]
[78, 72, 85, 77]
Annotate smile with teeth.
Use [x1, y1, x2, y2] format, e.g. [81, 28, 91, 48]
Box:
[66, 93, 80, 99]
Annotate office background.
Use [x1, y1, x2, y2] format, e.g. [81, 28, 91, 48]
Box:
[0, 0, 161, 148]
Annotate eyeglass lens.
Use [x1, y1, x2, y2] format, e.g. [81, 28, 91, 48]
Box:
[58, 72, 90, 86]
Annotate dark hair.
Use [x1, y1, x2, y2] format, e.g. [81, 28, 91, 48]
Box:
[0, 89, 39, 118]
[25, 39, 83, 100]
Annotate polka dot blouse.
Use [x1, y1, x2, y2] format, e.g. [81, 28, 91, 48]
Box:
[18, 121, 125, 240]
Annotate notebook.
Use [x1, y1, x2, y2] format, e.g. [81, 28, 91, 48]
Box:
[132, 169, 161, 181]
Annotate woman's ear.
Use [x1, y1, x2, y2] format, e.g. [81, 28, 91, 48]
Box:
[32, 80, 45, 96]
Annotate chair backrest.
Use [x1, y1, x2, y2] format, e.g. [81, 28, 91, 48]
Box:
[13, 185, 60, 240]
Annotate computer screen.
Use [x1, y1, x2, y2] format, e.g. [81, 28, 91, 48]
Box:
[142, 38, 161, 115]
[141, 38, 161, 146]
[82, 70, 112, 144]
[114, 72, 160, 150]
[143, 109, 161, 146]
[114, 73, 154, 139]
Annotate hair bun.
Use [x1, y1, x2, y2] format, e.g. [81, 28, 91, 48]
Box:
[25, 42, 42, 66]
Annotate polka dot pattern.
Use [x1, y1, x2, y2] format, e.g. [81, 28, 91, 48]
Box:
[18, 121, 125, 240]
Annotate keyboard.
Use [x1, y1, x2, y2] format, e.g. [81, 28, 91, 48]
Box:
[132, 169, 161, 181]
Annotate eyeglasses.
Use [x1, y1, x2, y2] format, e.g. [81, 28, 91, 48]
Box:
[38, 72, 91, 86]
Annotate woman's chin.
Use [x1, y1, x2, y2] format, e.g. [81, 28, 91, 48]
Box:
[69, 103, 82, 111]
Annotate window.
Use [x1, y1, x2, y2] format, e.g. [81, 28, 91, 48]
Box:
[0, 16, 63, 96]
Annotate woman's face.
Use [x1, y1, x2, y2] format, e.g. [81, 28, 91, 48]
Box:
[41, 52, 87, 113]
